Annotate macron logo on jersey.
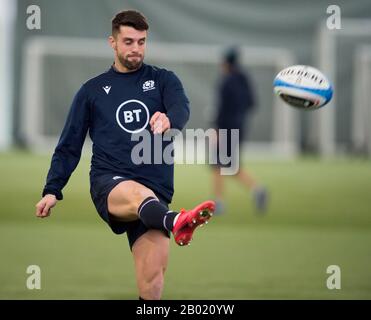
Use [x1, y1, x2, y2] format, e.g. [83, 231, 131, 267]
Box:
[142, 80, 155, 92]
[103, 86, 111, 94]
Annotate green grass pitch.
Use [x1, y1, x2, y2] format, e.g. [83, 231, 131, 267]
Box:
[0, 151, 370, 299]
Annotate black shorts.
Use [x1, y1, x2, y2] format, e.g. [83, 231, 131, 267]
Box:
[90, 174, 170, 250]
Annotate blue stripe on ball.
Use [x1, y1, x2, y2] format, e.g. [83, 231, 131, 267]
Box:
[273, 78, 333, 102]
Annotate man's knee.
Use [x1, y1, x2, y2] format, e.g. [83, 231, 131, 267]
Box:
[130, 183, 158, 209]
[108, 180, 157, 219]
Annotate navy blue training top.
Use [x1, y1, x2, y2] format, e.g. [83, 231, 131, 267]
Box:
[42, 64, 190, 203]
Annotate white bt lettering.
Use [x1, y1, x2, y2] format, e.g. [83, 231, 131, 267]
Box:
[123, 109, 142, 123]
[132, 109, 142, 121]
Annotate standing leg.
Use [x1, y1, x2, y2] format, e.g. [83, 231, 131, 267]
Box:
[107, 180, 172, 299]
[132, 230, 170, 300]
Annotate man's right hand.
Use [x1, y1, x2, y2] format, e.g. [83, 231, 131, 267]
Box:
[35, 194, 58, 218]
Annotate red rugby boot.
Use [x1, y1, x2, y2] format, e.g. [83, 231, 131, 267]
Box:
[172, 200, 215, 246]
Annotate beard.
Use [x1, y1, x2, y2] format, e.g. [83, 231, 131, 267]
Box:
[118, 53, 144, 71]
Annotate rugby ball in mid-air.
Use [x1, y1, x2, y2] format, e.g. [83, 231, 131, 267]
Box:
[273, 65, 333, 110]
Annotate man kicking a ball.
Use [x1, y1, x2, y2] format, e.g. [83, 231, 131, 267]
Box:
[35, 10, 215, 300]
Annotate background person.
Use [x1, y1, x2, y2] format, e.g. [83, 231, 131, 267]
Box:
[211, 47, 268, 214]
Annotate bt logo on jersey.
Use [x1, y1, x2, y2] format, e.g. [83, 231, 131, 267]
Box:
[123, 109, 142, 123]
[116, 99, 150, 133]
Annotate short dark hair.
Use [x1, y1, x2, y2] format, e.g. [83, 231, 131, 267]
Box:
[112, 10, 149, 36]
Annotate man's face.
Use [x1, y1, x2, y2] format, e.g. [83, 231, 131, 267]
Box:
[110, 26, 147, 71]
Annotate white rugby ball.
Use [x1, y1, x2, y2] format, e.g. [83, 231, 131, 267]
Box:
[273, 65, 333, 110]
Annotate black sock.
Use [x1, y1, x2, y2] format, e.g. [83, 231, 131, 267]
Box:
[138, 197, 178, 232]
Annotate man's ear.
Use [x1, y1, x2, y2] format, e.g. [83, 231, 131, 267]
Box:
[108, 35, 116, 50]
